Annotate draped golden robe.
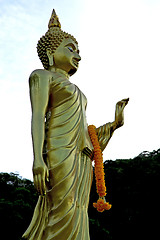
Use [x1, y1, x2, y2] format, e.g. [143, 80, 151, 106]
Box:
[23, 72, 113, 240]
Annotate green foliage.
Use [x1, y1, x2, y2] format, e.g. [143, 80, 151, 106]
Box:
[0, 148, 160, 239]
[0, 172, 38, 240]
[89, 148, 160, 239]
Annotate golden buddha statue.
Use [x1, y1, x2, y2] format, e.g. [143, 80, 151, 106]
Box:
[23, 9, 129, 240]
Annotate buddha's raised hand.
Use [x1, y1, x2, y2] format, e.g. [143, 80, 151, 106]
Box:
[115, 98, 129, 128]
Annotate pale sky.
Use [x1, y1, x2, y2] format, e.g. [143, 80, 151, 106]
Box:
[0, 0, 160, 180]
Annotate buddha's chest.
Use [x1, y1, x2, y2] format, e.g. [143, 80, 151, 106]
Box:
[48, 78, 87, 110]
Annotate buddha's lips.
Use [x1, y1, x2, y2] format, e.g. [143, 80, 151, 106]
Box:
[72, 59, 79, 68]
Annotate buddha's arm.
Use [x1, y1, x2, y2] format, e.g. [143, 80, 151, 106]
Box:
[96, 98, 129, 152]
[29, 70, 49, 195]
[96, 122, 114, 152]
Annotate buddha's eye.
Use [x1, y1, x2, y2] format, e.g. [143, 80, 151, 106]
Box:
[67, 47, 73, 52]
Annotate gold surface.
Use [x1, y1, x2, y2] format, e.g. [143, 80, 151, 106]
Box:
[23, 9, 129, 240]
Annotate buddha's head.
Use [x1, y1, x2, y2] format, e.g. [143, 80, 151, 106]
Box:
[37, 9, 81, 76]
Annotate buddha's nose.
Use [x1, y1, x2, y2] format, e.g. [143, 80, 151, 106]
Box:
[74, 52, 81, 62]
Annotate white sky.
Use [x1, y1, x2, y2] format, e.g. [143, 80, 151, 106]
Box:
[0, 0, 160, 180]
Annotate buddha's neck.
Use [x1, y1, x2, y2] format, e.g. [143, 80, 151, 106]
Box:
[48, 66, 69, 79]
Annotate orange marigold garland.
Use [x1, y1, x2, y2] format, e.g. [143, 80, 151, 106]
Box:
[88, 125, 112, 213]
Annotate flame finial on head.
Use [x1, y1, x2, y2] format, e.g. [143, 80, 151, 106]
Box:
[48, 9, 61, 29]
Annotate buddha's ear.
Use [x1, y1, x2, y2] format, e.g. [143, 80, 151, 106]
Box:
[46, 49, 54, 66]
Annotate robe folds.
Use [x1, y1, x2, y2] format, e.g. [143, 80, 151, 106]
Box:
[23, 73, 113, 240]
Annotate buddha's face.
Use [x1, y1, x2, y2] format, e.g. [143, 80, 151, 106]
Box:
[52, 38, 81, 75]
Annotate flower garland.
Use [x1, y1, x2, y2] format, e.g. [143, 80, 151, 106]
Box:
[88, 125, 112, 212]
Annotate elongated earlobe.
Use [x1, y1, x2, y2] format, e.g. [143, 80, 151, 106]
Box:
[46, 49, 54, 66]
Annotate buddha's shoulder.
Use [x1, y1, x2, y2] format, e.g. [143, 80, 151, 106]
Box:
[29, 69, 54, 79]
[29, 69, 59, 87]
[29, 69, 64, 82]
